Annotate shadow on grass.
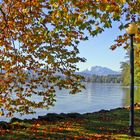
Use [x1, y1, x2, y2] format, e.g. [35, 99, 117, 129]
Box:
[82, 108, 130, 134]
[0, 108, 140, 139]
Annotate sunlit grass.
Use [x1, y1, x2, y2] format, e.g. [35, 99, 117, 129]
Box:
[0, 108, 140, 139]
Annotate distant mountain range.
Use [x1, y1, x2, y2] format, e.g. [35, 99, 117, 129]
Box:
[78, 66, 120, 76]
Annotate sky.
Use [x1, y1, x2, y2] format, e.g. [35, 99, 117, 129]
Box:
[77, 21, 127, 72]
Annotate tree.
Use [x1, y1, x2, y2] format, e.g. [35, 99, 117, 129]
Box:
[120, 60, 140, 87]
[121, 61, 130, 86]
[121, 44, 140, 86]
[0, 0, 139, 117]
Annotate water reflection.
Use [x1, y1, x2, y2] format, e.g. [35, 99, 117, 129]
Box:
[122, 86, 140, 107]
[0, 83, 140, 121]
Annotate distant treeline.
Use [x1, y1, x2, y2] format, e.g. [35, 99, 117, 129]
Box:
[83, 75, 122, 83]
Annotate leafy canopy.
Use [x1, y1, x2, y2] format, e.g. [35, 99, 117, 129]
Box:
[0, 0, 139, 117]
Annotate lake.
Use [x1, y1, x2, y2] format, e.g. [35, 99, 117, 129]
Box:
[1, 83, 140, 121]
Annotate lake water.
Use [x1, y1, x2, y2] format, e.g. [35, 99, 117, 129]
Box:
[1, 83, 140, 121]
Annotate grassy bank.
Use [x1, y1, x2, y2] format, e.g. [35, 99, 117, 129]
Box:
[0, 108, 140, 140]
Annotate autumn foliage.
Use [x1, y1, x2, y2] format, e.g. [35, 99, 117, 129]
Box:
[0, 0, 139, 116]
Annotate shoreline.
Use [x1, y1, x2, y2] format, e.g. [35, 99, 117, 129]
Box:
[1, 103, 140, 123]
[0, 106, 132, 123]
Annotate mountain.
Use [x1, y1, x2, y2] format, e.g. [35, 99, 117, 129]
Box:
[79, 66, 120, 76]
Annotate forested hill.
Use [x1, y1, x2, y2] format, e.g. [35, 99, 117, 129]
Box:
[82, 74, 122, 83]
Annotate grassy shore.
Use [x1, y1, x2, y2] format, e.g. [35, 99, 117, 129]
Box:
[0, 108, 140, 140]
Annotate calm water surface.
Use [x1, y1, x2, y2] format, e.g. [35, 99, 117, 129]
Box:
[1, 83, 140, 121]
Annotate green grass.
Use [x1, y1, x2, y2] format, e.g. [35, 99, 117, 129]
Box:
[0, 108, 140, 139]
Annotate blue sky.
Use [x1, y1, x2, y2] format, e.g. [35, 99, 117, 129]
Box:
[77, 21, 127, 72]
